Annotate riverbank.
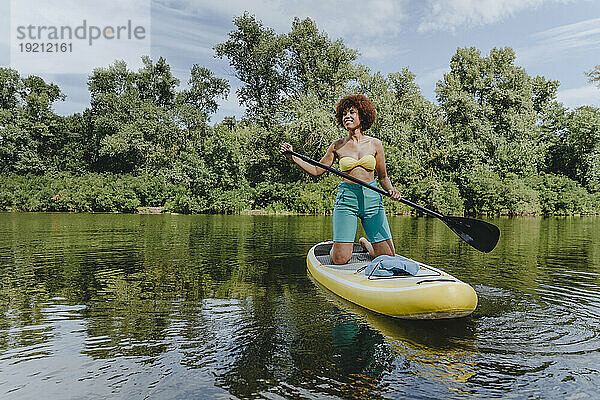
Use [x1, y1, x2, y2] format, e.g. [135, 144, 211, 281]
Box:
[1, 173, 599, 216]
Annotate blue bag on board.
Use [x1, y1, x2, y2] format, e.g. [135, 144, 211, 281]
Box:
[364, 255, 420, 277]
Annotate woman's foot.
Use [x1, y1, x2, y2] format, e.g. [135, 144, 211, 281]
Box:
[360, 237, 396, 258]
[359, 237, 375, 258]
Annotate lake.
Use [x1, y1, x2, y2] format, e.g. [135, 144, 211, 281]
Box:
[1, 213, 599, 399]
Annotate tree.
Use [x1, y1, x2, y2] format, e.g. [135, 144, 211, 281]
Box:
[544, 104, 600, 192]
[178, 65, 229, 122]
[0, 68, 69, 174]
[215, 13, 287, 126]
[136, 56, 180, 107]
[85, 57, 225, 173]
[216, 14, 360, 127]
[283, 17, 358, 102]
[436, 47, 558, 177]
[0, 68, 24, 110]
[586, 64, 600, 89]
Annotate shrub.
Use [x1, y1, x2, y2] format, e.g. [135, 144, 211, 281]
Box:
[527, 173, 598, 215]
[405, 176, 464, 215]
[500, 173, 540, 216]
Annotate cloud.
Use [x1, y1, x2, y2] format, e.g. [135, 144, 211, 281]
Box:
[155, 0, 408, 36]
[517, 18, 600, 64]
[153, 0, 410, 61]
[151, 2, 229, 71]
[532, 18, 600, 52]
[417, 0, 573, 33]
[557, 84, 599, 108]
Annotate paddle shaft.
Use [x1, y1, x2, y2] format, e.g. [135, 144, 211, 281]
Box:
[286, 150, 444, 219]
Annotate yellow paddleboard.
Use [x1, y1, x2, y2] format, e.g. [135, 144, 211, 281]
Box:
[307, 241, 477, 319]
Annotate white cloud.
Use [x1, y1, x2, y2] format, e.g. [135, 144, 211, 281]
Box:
[533, 18, 600, 52]
[517, 18, 600, 64]
[151, 2, 227, 66]
[557, 84, 599, 108]
[357, 42, 409, 61]
[417, 0, 573, 33]
[154, 0, 409, 38]
[153, 0, 410, 62]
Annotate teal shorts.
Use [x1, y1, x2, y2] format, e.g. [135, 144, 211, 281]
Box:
[332, 180, 392, 243]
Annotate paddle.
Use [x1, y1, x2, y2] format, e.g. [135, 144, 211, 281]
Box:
[284, 150, 500, 253]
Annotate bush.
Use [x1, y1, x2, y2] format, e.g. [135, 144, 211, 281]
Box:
[405, 176, 464, 215]
[0, 173, 178, 213]
[205, 186, 254, 214]
[2, 169, 598, 216]
[458, 167, 504, 215]
[527, 173, 598, 215]
[500, 173, 540, 216]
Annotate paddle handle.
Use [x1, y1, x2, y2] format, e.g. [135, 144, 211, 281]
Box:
[285, 150, 444, 219]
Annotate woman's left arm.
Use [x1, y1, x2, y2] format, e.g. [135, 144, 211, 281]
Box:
[374, 139, 401, 201]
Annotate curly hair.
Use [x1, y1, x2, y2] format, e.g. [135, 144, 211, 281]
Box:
[335, 94, 377, 132]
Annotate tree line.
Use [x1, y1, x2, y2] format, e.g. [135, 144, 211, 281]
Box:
[1, 13, 599, 215]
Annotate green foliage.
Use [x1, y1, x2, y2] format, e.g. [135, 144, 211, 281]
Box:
[526, 173, 597, 215]
[214, 13, 287, 126]
[0, 68, 23, 109]
[405, 176, 464, 215]
[0, 173, 144, 212]
[215, 14, 358, 127]
[179, 65, 229, 122]
[586, 64, 600, 89]
[457, 169, 544, 216]
[458, 166, 505, 215]
[500, 173, 540, 216]
[1, 16, 599, 217]
[283, 17, 359, 103]
[251, 174, 339, 214]
[0, 68, 71, 174]
[280, 93, 339, 162]
[436, 47, 558, 177]
[543, 105, 600, 193]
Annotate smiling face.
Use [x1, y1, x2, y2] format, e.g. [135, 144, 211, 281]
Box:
[335, 94, 376, 132]
[343, 106, 361, 131]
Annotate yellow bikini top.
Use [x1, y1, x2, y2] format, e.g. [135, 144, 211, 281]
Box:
[339, 154, 376, 172]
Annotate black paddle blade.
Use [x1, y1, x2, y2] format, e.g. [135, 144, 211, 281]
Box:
[442, 216, 500, 253]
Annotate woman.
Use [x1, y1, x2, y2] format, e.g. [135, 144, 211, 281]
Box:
[281, 94, 401, 264]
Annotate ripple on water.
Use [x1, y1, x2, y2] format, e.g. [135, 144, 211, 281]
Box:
[476, 285, 600, 355]
[469, 283, 600, 398]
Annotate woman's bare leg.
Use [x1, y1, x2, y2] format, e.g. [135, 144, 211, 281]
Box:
[330, 242, 354, 264]
[373, 238, 395, 256]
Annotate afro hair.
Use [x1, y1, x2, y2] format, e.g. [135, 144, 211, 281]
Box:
[335, 94, 376, 132]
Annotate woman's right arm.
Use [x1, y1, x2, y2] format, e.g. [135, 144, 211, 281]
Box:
[280, 142, 336, 176]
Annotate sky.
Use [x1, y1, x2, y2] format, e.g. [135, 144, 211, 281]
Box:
[1, 0, 599, 122]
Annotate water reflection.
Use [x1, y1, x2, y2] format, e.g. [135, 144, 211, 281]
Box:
[313, 280, 478, 398]
[0, 213, 599, 399]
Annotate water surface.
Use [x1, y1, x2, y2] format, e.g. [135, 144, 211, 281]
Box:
[1, 213, 599, 399]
